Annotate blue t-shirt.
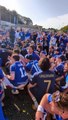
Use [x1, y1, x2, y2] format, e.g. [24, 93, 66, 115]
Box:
[65, 74, 68, 83]
[0, 103, 5, 120]
[0, 68, 4, 99]
[32, 52, 40, 61]
[0, 58, 2, 67]
[26, 60, 42, 78]
[25, 32, 31, 38]
[0, 68, 4, 79]
[10, 61, 28, 85]
[26, 53, 40, 61]
[54, 63, 64, 76]
[19, 31, 25, 41]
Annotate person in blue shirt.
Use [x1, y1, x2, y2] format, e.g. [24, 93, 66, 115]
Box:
[19, 29, 25, 41]
[0, 103, 6, 120]
[25, 54, 42, 79]
[62, 61, 68, 92]
[40, 51, 47, 59]
[6, 54, 28, 94]
[0, 68, 6, 120]
[35, 91, 68, 120]
[25, 31, 31, 40]
[54, 55, 65, 77]
[0, 68, 5, 102]
[52, 47, 63, 59]
[27, 45, 40, 61]
[0, 58, 2, 67]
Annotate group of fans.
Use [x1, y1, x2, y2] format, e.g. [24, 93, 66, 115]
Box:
[0, 27, 68, 120]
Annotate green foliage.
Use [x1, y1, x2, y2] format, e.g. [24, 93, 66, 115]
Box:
[60, 25, 68, 32]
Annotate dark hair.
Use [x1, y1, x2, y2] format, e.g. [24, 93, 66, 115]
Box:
[59, 55, 66, 61]
[12, 54, 20, 61]
[29, 45, 35, 51]
[25, 55, 33, 60]
[13, 49, 20, 54]
[37, 45, 43, 51]
[21, 49, 28, 56]
[39, 58, 51, 71]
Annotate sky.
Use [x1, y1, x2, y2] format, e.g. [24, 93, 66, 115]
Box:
[0, 0, 68, 29]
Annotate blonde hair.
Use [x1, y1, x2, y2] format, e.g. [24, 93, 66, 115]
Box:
[52, 91, 68, 109]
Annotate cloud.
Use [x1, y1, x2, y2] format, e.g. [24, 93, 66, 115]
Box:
[44, 14, 68, 29]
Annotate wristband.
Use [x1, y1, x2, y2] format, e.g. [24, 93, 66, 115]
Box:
[37, 105, 44, 113]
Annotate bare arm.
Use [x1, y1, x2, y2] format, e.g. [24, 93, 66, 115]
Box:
[35, 94, 50, 120]
[6, 72, 15, 80]
[56, 75, 64, 82]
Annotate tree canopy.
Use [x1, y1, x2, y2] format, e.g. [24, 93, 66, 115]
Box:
[60, 25, 68, 32]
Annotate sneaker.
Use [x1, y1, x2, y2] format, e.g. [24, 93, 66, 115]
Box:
[11, 89, 19, 94]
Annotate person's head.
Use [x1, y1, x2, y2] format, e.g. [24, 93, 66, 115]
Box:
[37, 45, 43, 52]
[50, 57, 55, 63]
[28, 45, 35, 54]
[11, 54, 20, 63]
[1, 43, 6, 48]
[14, 44, 19, 49]
[55, 55, 64, 65]
[13, 49, 20, 54]
[30, 41, 35, 46]
[54, 48, 59, 54]
[39, 57, 51, 71]
[40, 51, 47, 59]
[25, 54, 33, 63]
[49, 46, 54, 53]
[17, 30, 19, 32]
[64, 61, 68, 73]
[52, 91, 68, 110]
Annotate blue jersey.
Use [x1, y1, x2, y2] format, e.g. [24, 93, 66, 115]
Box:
[0, 68, 4, 99]
[26, 53, 40, 61]
[0, 103, 5, 120]
[10, 61, 28, 86]
[32, 52, 40, 61]
[0, 68, 4, 79]
[26, 60, 42, 78]
[54, 62, 64, 76]
[0, 58, 2, 67]
[19, 31, 25, 41]
[65, 74, 68, 83]
[0, 69, 5, 120]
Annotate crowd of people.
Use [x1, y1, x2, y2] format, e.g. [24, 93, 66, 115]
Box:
[0, 27, 68, 120]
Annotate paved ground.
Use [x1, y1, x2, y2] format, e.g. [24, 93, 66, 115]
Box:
[3, 88, 35, 120]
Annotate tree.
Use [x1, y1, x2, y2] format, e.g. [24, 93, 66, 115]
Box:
[60, 25, 68, 33]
